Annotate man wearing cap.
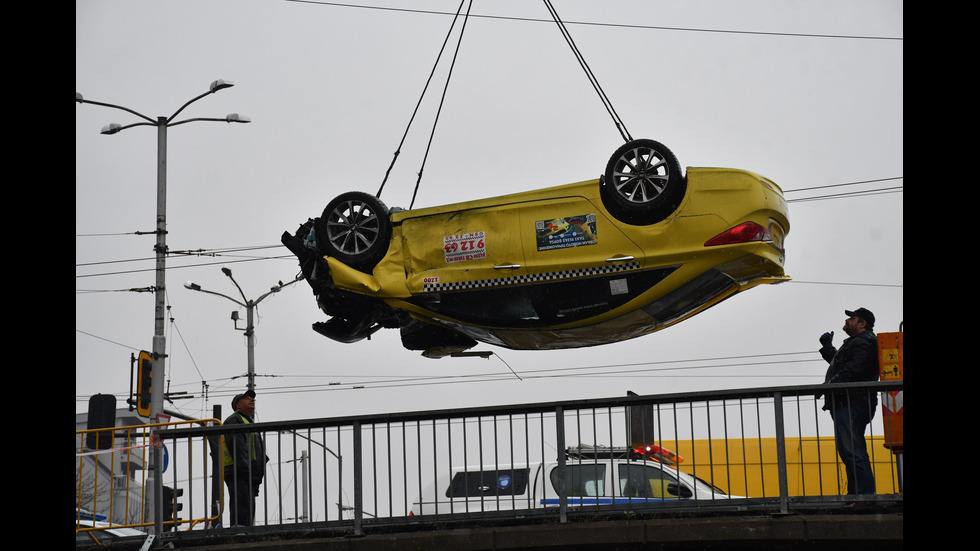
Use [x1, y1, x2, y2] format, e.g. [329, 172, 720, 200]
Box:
[818, 307, 879, 497]
[223, 390, 267, 526]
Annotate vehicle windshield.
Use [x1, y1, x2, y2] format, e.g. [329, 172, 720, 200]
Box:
[674, 468, 728, 495]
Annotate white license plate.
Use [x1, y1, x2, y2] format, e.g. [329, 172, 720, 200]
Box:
[769, 221, 785, 253]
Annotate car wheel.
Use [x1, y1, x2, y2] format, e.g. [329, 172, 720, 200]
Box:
[316, 191, 392, 272]
[601, 139, 685, 225]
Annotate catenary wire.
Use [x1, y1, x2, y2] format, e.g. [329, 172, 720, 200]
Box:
[76, 348, 829, 408]
[284, 1, 903, 42]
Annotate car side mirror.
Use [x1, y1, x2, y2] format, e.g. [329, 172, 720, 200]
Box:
[667, 482, 693, 498]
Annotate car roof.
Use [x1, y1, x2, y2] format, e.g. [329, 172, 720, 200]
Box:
[76, 518, 145, 537]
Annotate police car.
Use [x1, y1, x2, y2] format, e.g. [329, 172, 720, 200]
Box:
[408, 444, 742, 516]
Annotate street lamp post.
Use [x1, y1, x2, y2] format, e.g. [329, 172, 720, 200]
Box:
[185, 269, 302, 392]
[76, 80, 249, 533]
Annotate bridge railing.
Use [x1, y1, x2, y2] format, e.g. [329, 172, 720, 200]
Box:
[75, 418, 222, 540]
[153, 381, 902, 536]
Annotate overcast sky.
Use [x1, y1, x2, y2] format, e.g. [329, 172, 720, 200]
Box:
[76, 1, 903, 426]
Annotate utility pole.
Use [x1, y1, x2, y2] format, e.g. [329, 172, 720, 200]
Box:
[77, 80, 249, 534]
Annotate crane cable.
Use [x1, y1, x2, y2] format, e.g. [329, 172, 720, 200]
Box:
[543, 0, 632, 143]
[410, 0, 473, 209]
[377, 0, 629, 206]
[375, 0, 474, 206]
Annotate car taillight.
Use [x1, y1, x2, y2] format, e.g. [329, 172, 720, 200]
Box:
[704, 221, 769, 247]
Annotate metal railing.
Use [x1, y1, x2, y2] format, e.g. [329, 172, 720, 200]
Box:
[80, 381, 903, 541]
[75, 417, 224, 540]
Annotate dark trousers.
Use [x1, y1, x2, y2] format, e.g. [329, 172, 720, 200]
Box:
[224, 468, 259, 526]
[830, 404, 876, 495]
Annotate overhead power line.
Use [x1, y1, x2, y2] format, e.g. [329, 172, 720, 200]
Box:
[75, 347, 834, 409]
[76, 250, 297, 281]
[285, 1, 903, 41]
[785, 177, 902, 193]
[784, 177, 903, 204]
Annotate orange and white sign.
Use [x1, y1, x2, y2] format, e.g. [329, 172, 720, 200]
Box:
[878, 332, 903, 453]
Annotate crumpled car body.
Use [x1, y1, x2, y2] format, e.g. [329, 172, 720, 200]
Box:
[282, 140, 789, 357]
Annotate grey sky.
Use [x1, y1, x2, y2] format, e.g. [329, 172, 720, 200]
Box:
[76, 1, 903, 425]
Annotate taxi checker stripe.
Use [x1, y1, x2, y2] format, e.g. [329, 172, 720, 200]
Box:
[423, 262, 641, 293]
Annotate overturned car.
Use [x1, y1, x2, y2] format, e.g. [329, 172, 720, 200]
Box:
[282, 139, 789, 358]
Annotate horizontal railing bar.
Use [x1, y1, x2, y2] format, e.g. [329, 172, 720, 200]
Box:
[160, 381, 902, 439]
[81, 380, 901, 541]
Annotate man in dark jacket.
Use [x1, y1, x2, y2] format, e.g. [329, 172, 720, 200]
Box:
[223, 390, 267, 525]
[819, 307, 879, 496]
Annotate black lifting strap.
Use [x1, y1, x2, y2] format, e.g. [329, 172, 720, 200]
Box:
[376, 0, 474, 206]
[542, 0, 632, 143]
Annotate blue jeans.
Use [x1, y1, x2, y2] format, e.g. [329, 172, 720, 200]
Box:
[830, 404, 876, 495]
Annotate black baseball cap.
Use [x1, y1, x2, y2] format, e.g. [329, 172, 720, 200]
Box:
[845, 307, 875, 328]
[231, 389, 256, 409]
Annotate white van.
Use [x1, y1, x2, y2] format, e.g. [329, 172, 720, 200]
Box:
[409, 445, 740, 516]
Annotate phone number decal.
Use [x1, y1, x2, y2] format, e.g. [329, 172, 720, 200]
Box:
[444, 231, 486, 263]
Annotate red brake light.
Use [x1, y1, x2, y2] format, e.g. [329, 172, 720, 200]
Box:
[704, 221, 769, 247]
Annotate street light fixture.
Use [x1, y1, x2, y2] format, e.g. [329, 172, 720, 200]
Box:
[184, 268, 302, 392]
[76, 79, 249, 422]
[99, 112, 250, 135]
[77, 80, 249, 534]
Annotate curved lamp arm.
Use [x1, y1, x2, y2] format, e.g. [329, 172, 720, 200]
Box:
[184, 281, 246, 308]
[253, 274, 304, 306]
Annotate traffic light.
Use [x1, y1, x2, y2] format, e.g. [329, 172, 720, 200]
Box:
[86, 394, 116, 450]
[161, 485, 184, 529]
[136, 351, 152, 417]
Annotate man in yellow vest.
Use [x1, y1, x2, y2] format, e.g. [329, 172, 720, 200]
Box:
[223, 390, 267, 526]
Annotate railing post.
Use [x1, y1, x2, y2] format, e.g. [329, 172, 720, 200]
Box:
[209, 405, 223, 529]
[555, 406, 566, 523]
[353, 421, 363, 535]
[772, 392, 789, 514]
[300, 450, 309, 523]
[337, 453, 344, 522]
[141, 380, 902, 537]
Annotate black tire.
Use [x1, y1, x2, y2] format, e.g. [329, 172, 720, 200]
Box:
[316, 191, 392, 272]
[601, 139, 685, 225]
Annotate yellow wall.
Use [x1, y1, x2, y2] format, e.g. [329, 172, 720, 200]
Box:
[667, 436, 901, 497]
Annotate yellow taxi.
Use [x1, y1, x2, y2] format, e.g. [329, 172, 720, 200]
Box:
[282, 139, 789, 357]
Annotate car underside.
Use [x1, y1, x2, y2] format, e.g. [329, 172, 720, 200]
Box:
[281, 140, 789, 358]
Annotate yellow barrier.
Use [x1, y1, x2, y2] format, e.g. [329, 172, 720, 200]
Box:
[75, 418, 222, 536]
[671, 436, 900, 497]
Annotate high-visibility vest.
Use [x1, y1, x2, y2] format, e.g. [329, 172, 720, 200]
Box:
[223, 414, 259, 468]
